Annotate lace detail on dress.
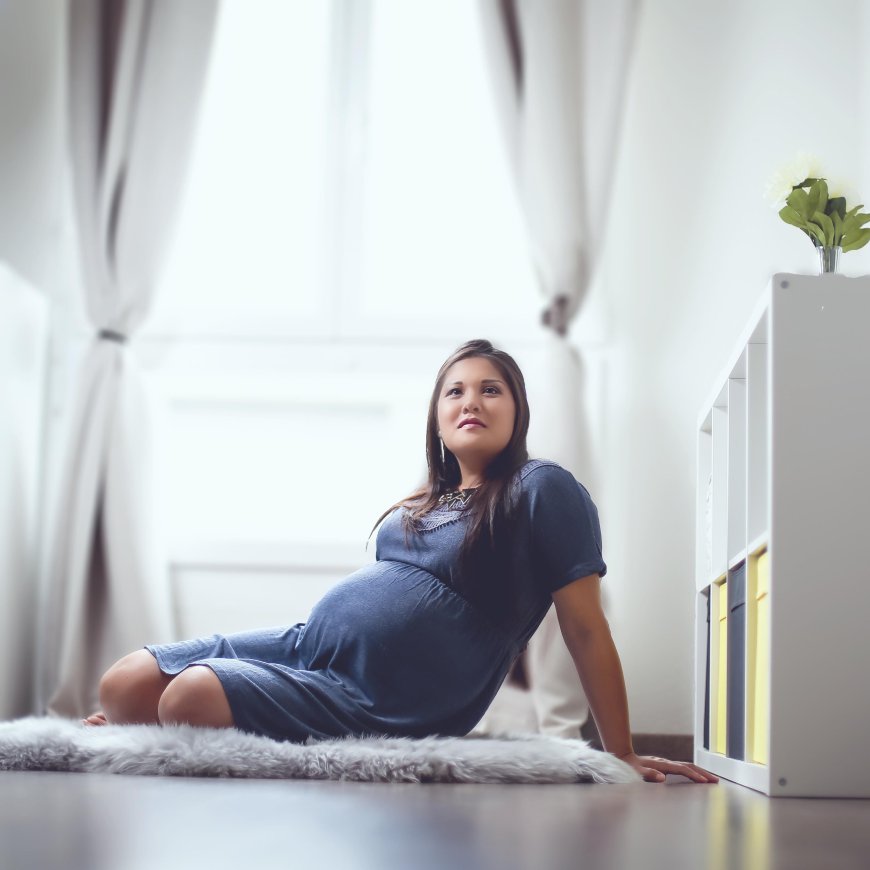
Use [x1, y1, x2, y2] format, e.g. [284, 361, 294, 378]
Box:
[414, 506, 466, 533]
[411, 489, 475, 533]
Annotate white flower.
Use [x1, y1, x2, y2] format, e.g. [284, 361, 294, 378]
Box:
[827, 177, 859, 207]
[764, 152, 825, 208]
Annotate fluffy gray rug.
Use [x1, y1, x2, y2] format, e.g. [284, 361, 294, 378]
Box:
[0, 716, 639, 784]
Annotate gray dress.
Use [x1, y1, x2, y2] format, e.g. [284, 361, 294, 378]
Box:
[146, 459, 607, 742]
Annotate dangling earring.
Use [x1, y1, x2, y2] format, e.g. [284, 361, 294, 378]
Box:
[439, 436, 445, 464]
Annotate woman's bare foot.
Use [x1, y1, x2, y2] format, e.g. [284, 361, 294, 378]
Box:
[82, 711, 109, 726]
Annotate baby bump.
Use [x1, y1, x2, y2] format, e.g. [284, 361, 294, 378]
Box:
[296, 561, 510, 704]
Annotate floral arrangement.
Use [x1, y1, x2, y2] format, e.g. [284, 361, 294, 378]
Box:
[767, 154, 870, 252]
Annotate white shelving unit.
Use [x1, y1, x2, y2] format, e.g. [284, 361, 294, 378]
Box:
[694, 273, 870, 798]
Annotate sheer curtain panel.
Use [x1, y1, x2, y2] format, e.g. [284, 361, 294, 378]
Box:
[477, 0, 637, 737]
[41, 0, 218, 716]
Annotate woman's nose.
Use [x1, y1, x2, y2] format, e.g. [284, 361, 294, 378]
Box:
[462, 395, 480, 413]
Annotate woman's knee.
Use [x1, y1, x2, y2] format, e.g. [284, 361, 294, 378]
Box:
[157, 666, 235, 729]
[99, 649, 169, 724]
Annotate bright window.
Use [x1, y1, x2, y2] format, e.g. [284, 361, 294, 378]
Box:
[144, 0, 538, 339]
[137, 0, 544, 583]
[354, 0, 538, 334]
[146, 0, 332, 336]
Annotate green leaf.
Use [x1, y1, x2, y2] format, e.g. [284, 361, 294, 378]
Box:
[807, 179, 828, 216]
[845, 204, 863, 219]
[778, 205, 806, 229]
[787, 187, 812, 220]
[842, 214, 861, 237]
[815, 179, 828, 215]
[841, 213, 870, 241]
[842, 227, 870, 252]
[805, 222, 826, 246]
[832, 210, 844, 245]
[812, 210, 835, 245]
[826, 196, 847, 220]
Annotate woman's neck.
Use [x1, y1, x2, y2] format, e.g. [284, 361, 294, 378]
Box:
[456, 461, 485, 491]
[457, 477, 484, 491]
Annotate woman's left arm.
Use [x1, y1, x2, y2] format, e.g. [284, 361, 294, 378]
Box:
[552, 574, 718, 784]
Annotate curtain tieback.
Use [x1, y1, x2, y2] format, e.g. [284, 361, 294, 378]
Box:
[541, 295, 570, 337]
[98, 329, 128, 344]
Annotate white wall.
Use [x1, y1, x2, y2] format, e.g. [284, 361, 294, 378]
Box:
[589, 0, 869, 732]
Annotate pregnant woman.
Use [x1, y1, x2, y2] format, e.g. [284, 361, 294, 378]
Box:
[85, 338, 716, 785]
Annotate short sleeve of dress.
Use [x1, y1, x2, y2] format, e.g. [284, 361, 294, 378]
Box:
[520, 462, 607, 593]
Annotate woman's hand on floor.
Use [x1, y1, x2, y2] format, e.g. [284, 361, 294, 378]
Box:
[617, 752, 719, 783]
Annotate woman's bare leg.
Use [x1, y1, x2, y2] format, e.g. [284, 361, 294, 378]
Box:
[86, 649, 174, 725]
[156, 665, 235, 729]
[84, 652, 234, 730]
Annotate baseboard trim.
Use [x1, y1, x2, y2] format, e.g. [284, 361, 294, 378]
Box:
[580, 719, 693, 761]
[630, 734, 694, 762]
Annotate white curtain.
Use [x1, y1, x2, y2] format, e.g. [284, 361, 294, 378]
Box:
[477, 0, 637, 737]
[0, 266, 48, 721]
[40, 0, 218, 717]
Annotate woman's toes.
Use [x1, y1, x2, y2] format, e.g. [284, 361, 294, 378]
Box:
[82, 711, 108, 726]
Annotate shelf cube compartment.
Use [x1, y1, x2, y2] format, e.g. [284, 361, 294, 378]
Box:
[746, 548, 769, 766]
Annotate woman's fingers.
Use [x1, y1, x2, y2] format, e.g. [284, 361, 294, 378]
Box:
[678, 761, 719, 783]
[641, 766, 666, 782]
[641, 756, 719, 783]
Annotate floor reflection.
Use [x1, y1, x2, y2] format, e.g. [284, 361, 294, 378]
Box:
[707, 782, 770, 870]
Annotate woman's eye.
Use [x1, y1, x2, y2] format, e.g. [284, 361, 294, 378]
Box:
[445, 386, 500, 397]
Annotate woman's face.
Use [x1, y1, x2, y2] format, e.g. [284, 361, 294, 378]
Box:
[436, 356, 517, 473]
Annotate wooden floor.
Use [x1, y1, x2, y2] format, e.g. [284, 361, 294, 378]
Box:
[2, 769, 869, 870]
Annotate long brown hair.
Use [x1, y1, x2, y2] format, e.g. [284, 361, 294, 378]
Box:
[370, 339, 531, 622]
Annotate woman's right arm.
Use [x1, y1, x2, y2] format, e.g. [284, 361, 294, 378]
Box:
[552, 574, 717, 784]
